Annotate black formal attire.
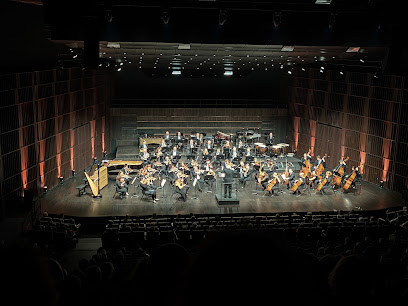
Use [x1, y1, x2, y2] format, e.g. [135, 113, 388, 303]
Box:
[266, 135, 275, 146]
[293, 177, 306, 195]
[192, 170, 205, 192]
[115, 180, 128, 196]
[222, 167, 235, 198]
[174, 183, 189, 201]
[204, 171, 216, 191]
[300, 156, 312, 168]
[287, 171, 296, 189]
[334, 163, 348, 178]
[314, 159, 327, 170]
[140, 182, 157, 201]
[320, 175, 333, 195]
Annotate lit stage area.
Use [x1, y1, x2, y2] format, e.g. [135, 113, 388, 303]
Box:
[39, 153, 405, 219]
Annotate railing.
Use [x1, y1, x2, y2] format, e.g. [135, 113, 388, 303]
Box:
[112, 98, 288, 108]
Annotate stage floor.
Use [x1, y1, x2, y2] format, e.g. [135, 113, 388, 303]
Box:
[40, 156, 406, 218]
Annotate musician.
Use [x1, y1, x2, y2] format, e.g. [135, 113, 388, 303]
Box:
[308, 170, 322, 189]
[187, 139, 197, 156]
[140, 148, 150, 165]
[258, 168, 269, 190]
[238, 140, 245, 149]
[202, 148, 210, 159]
[167, 163, 179, 184]
[176, 131, 184, 142]
[287, 168, 296, 189]
[344, 166, 363, 191]
[230, 146, 239, 160]
[164, 131, 171, 145]
[155, 146, 164, 162]
[174, 177, 189, 202]
[195, 132, 202, 146]
[192, 165, 205, 192]
[314, 155, 327, 170]
[115, 177, 129, 197]
[238, 163, 252, 187]
[266, 172, 282, 196]
[140, 176, 159, 204]
[265, 160, 278, 176]
[160, 138, 167, 148]
[245, 146, 252, 156]
[139, 139, 148, 151]
[333, 159, 348, 178]
[292, 172, 306, 196]
[301, 152, 312, 168]
[318, 171, 333, 195]
[171, 146, 179, 160]
[266, 132, 275, 146]
[205, 139, 213, 150]
[204, 164, 216, 192]
[222, 140, 231, 159]
[222, 162, 235, 198]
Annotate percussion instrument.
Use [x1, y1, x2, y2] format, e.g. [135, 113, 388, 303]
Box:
[277, 143, 290, 153]
[257, 144, 268, 154]
[254, 142, 263, 151]
[271, 145, 281, 155]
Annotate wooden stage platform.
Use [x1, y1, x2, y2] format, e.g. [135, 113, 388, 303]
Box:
[39, 156, 406, 219]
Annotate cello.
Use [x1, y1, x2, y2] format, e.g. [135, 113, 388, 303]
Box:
[266, 173, 279, 192]
[291, 173, 305, 192]
[317, 171, 332, 191]
[332, 156, 349, 186]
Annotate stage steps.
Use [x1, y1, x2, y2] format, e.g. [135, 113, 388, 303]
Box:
[115, 145, 140, 160]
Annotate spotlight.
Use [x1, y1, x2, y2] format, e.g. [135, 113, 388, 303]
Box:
[161, 10, 170, 24]
[273, 11, 282, 27]
[59, 176, 64, 184]
[219, 9, 227, 25]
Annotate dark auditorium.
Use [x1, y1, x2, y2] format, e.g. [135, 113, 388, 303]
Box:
[1, 1, 408, 305]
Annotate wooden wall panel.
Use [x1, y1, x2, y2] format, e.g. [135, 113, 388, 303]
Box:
[288, 68, 408, 192]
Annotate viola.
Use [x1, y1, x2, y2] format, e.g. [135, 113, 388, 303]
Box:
[175, 178, 185, 189]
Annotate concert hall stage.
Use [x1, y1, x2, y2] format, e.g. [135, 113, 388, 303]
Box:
[39, 156, 406, 220]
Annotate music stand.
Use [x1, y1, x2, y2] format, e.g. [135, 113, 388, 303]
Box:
[208, 148, 214, 155]
[158, 178, 167, 198]
[245, 156, 254, 163]
[191, 178, 198, 200]
[131, 176, 139, 198]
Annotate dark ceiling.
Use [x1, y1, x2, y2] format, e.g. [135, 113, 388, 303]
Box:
[11, 0, 404, 75]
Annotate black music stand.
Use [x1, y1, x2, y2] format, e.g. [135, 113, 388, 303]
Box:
[208, 148, 214, 154]
[130, 176, 139, 198]
[245, 156, 254, 163]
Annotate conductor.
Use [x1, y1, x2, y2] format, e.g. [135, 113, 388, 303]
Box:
[222, 162, 235, 198]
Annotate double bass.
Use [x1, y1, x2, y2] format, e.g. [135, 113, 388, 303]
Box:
[343, 166, 359, 191]
[315, 153, 328, 177]
[299, 149, 312, 177]
[332, 156, 349, 186]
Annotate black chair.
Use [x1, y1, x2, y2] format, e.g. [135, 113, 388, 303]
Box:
[113, 184, 125, 199]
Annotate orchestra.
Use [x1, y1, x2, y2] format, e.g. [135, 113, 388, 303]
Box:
[106, 131, 364, 203]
